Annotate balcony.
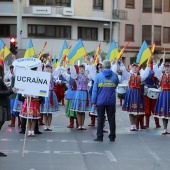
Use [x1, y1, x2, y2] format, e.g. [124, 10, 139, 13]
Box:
[112, 9, 127, 20]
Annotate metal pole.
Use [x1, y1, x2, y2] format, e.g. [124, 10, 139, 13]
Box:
[17, 0, 22, 49]
[110, 0, 113, 44]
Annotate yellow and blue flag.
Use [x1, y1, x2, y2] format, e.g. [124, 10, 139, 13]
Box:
[52, 55, 57, 68]
[24, 39, 35, 58]
[67, 39, 87, 65]
[136, 41, 152, 66]
[58, 40, 69, 62]
[106, 40, 119, 61]
[0, 39, 11, 60]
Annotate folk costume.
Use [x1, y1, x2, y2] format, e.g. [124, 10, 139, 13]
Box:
[121, 63, 150, 131]
[40, 64, 59, 131]
[154, 62, 170, 134]
[144, 61, 161, 128]
[70, 64, 91, 130]
[8, 75, 21, 127]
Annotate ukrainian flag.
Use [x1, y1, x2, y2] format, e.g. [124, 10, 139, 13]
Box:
[24, 39, 35, 58]
[105, 40, 119, 61]
[52, 55, 57, 68]
[67, 39, 87, 65]
[39, 90, 47, 96]
[0, 39, 11, 60]
[55, 40, 69, 67]
[136, 41, 152, 66]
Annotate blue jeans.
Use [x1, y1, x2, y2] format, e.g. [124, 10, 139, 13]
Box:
[97, 105, 116, 140]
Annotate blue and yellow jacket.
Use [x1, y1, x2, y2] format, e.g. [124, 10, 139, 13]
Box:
[92, 69, 119, 105]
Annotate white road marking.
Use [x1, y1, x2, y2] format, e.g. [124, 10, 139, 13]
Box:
[53, 151, 80, 154]
[0, 150, 19, 154]
[105, 151, 117, 162]
[139, 136, 161, 161]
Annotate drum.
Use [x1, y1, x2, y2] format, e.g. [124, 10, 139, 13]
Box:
[147, 88, 161, 99]
[116, 84, 128, 94]
[144, 86, 148, 96]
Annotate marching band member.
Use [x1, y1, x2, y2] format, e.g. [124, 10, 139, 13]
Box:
[154, 62, 170, 134]
[69, 63, 92, 130]
[8, 67, 21, 127]
[120, 62, 150, 131]
[144, 58, 161, 128]
[19, 67, 42, 137]
[40, 64, 59, 131]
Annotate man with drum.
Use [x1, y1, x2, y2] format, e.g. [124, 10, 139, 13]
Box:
[144, 58, 161, 128]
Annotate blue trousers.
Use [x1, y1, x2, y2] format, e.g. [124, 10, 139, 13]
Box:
[97, 105, 116, 140]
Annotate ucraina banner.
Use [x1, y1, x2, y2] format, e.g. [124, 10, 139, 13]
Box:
[14, 69, 51, 97]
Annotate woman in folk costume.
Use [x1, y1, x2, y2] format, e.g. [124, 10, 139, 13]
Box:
[70, 64, 92, 130]
[144, 57, 161, 129]
[120, 63, 150, 131]
[19, 67, 42, 137]
[8, 66, 21, 127]
[40, 64, 59, 131]
[154, 62, 170, 134]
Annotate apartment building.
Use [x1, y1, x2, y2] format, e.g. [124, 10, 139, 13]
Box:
[0, 0, 170, 65]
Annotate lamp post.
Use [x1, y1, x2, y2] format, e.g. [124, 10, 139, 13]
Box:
[110, 0, 113, 44]
[17, 0, 22, 49]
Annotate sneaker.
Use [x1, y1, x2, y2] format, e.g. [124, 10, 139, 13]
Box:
[81, 126, 86, 130]
[162, 130, 167, 135]
[77, 126, 82, 130]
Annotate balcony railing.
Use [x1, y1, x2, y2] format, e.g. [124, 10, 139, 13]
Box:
[112, 9, 127, 20]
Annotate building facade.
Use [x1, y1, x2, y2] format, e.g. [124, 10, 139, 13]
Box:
[0, 0, 170, 65]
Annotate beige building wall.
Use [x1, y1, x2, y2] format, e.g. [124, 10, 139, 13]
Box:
[73, 0, 92, 17]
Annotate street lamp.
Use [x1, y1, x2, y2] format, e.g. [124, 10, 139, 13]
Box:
[110, 0, 113, 44]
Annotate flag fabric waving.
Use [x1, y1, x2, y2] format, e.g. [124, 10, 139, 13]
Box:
[105, 40, 119, 61]
[37, 41, 47, 59]
[52, 55, 57, 68]
[146, 41, 156, 66]
[58, 40, 69, 62]
[24, 39, 35, 58]
[0, 39, 11, 60]
[67, 39, 87, 65]
[117, 41, 130, 60]
[94, 43, 101, 66]
[136, 41, 152, 66]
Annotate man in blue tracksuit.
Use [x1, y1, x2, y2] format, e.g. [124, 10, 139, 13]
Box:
[92, 60, 119, 142]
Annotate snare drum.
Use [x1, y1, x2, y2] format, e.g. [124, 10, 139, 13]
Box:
[144, 86, 148, 96]
[147, 88, 161, 99]
[116, 84, 128, 94]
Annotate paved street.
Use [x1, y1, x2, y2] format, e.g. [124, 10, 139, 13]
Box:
[0, 99, 170, 170]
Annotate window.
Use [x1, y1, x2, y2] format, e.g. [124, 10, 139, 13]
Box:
[28, 25, 71, 38]
[56, 26, 71, 38]
[78, 27, 98, 40]
[142, 25, 152, 45]
[163, 27, 170, 43]
[0, 24, 16, 37]
[103, 28, 110, 41]
[125, 24, 134, 41]
[155, 0, 162, 12]
[143, 0, 152, 12]
[125, 0, 135, 8]
[29, 0, 71, 7]
[93, 0, 103, 10]
[154, 26, 161, 45]
[163, 0, 170, 12]
[0, 0, 13, 1]
[55, 0, 71, 7]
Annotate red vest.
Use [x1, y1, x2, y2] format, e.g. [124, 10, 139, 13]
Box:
[161, 73, 170, 90]
[129, 74, 141, 88]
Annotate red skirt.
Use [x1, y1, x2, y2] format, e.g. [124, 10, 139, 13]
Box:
[144, 96, 157, 115]
[55, 84, 64, 101]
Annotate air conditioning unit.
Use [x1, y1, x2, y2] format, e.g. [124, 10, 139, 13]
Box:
[63, 7, 74, 16]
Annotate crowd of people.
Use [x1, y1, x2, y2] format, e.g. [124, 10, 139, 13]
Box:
[0, 55, 170, 157]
